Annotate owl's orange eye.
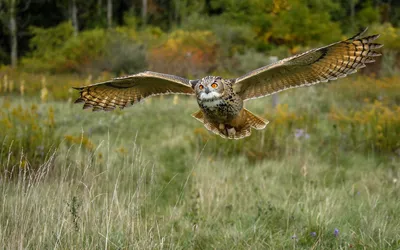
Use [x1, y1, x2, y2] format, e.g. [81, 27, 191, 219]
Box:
[199, 85, 204, 90]
[211, 83, 218, 88]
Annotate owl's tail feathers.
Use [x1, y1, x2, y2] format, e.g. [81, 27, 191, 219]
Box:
[191, 109, 269, 140]
[243, 109, 269, 130]
[191, 110, 225, 137]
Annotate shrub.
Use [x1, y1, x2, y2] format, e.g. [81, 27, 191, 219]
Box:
[148, 30, 218, 78]
[0, 100, 60, 176]
[95, 31, 147, 75]
[227, 50, 276, 76]
[329, 101, 400, 153]
[369, 23, 400, 76]
[22, 23, 147, 75]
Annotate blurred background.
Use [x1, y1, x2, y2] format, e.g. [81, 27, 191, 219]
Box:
[0, 0, 399, 248]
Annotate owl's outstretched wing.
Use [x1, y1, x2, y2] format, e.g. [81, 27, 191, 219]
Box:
[233, 28, 382, 100]
[74, 71, 195, 111]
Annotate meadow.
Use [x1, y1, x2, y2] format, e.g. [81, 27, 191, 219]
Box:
[1, 72, 399, 249]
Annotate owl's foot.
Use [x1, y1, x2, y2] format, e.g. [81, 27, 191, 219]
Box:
[218, 124, 237, 138]
[227, 127, 236, 137]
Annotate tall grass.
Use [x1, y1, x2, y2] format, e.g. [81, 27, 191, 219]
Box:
[1, 130, 399, 248]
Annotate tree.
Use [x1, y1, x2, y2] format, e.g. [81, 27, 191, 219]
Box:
[71, 0, 78, 36]
[0, 0, 20, 68]
[107, 0, 112, 28]
[142, 0, 147, 25]
[9, 0, 17, 67]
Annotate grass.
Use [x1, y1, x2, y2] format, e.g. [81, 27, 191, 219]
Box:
[0, 74, 400, 249]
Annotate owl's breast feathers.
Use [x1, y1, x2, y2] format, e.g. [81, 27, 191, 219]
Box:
[197, 79, 243, 124]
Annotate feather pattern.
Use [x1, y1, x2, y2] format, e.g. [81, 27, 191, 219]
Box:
[74, 71, 194, 111]
[233, 28, 383, 100]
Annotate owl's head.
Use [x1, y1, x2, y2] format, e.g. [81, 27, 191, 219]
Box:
[190, 76, 225, 101]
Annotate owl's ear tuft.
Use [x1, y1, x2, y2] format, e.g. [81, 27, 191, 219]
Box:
[189, 79, 200, 89]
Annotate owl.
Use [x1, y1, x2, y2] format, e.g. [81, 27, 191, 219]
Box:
[74, 28, 382, 139]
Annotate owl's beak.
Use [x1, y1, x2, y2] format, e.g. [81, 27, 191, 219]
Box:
[205, 87, 210, 94]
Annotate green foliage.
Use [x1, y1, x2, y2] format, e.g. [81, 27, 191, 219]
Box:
[370, 23, 400, 51]
[58, 28, 108, 73]
[369, 23, 400, 76]
[0, 100, 60, 176]
[213, 21, 257, 55]
[101, 32, 147, 74]
[28, 22, 74, 58]
[225, 49, 272, 76]
[269, 0, 342, 47]
[22, 23, 147, 74]
[148, 29, 218, 77]
[12, 0, 400, 76]
[356, 1, 380, 26]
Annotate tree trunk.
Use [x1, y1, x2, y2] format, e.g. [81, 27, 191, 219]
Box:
[107, 0, 112, 28]
[97, 0, 102, 17]
[142, 0, 147, 25]
[350, 0, 355, 32]
[71, 0, 79, 36]
[10, 0, 18, 68]
[174, 0, 179, 25]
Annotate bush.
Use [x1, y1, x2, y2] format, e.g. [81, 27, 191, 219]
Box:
[95, 31, 147, 75]
[369, 23, 400, 76]
[0, 100, 60, 176]
[148, 29, 218, 78]
[22, 22, 147, 75]
[227, 50, 276, 76]
[329, 101, 400, 153]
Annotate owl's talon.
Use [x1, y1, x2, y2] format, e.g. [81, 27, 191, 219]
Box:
[227, 127, 236, 137]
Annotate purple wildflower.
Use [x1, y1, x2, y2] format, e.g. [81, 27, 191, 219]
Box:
[310, 232, 317, 237]
[291, 234, 297, 240]
[334, 228, 339, 237]
[294, 129, 304, 138]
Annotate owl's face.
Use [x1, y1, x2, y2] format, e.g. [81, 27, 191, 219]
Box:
[193, 76, 225, 101]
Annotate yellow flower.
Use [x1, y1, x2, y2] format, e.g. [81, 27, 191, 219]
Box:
[20, 80, 25, 96]
[3, 74, 8, 92]
[41, 86, 48, 103]
[9, 80, 14, 92]
[173, 95, 179, 105]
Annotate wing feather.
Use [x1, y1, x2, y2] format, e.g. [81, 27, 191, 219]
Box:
[73, 71, 194, 111]
[233, 28, 382, 100]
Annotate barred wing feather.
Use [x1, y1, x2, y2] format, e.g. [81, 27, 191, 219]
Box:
[233, 28, 382, 100]
[74, 71, 194, 111]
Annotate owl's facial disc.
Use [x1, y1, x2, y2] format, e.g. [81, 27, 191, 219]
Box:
[197, 76, 224, 100]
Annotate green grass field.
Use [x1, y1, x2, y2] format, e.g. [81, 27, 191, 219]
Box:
[1, 75, 400, 249]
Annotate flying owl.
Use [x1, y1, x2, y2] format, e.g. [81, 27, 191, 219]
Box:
[74, 28, 382, 139]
